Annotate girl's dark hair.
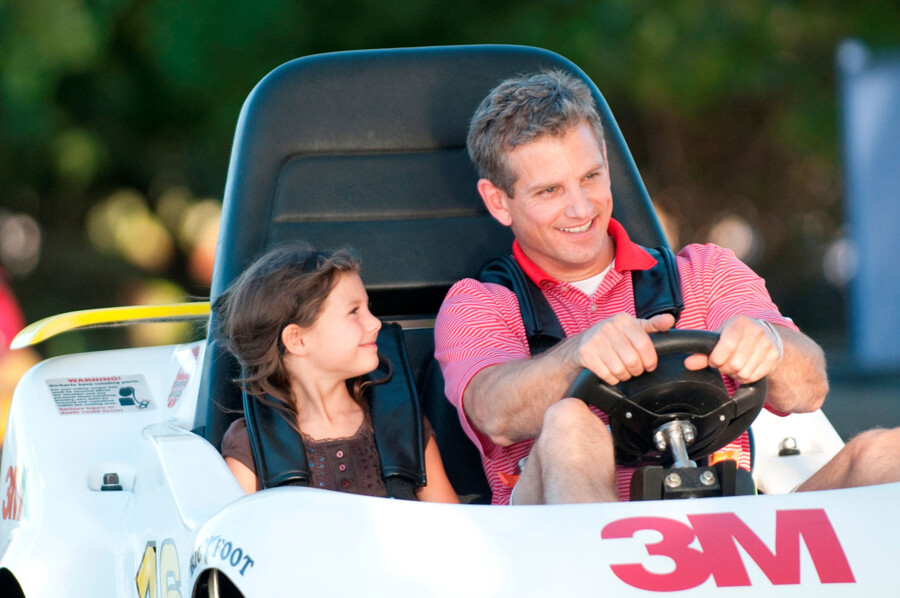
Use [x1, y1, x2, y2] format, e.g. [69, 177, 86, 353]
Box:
[213, 242, 382, 426]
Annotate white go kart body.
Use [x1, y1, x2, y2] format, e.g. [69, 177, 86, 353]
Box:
[2, 328, 896, 596]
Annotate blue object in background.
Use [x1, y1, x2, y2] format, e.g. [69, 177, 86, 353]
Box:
[838, 39, 900, 370]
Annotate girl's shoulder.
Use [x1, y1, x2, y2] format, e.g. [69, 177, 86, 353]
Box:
[221, 417, 253, 471]
[222, 417, 248, 442]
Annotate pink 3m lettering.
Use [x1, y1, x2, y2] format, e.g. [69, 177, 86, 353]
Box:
[602, 509, 855, 591]
[2, 465, 24, 521]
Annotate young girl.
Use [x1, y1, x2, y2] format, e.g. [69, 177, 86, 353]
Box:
[216, 242, 458, 503]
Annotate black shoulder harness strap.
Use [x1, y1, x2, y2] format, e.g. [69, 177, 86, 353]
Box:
[478, 245, 684, 355]
[632, 245, 684, 323]
[243, 321, 425, 500]
[478, 255, 565, 355]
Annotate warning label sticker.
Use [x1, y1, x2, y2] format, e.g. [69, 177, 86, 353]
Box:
[46, 375, 156, 415]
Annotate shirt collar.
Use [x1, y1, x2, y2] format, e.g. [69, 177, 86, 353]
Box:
[512, 218, 658, 285]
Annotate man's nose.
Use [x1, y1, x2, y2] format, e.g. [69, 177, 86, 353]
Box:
[565, 187, 594, 218]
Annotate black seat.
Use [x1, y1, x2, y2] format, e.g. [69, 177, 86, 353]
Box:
[194, 45, 669, 503]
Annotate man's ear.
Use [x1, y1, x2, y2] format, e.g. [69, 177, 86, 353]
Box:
[281, 323, 308, 357]
[477, 178, 513, 227]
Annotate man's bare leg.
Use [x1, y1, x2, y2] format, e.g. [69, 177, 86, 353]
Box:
[511, 398, 618, 504]
[797, 427, 900, 491]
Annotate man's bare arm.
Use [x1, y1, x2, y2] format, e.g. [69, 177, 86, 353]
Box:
[463, 333, 583, 447]
[762, 326, 828, 413]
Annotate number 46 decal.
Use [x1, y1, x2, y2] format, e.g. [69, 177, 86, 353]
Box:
[136, 539, 182, 598]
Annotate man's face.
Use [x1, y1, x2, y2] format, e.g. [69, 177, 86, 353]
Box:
[484, 121, 614, 281]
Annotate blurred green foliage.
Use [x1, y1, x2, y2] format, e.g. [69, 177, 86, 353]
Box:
[1, 0, 899, 353]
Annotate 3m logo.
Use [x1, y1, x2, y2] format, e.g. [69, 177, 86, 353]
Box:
[2, 465, 24, 521]
[602, 509, 855, 591]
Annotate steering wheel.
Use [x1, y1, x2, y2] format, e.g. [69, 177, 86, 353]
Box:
[566, 330, 767, 467]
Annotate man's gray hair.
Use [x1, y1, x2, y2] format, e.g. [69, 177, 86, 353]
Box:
[466, 69, 606, 197]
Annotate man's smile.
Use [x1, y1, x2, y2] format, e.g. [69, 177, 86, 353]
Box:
[558, 219, 594, 234]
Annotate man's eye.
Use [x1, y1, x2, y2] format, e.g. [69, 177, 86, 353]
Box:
[540, 186, 557, 195]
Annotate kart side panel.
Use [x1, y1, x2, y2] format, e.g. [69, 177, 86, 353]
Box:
[191, 484, 900, 596]
[0, 342, 243, 596]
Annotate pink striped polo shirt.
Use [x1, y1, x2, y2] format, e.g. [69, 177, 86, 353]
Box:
[434, 219, 796, 505]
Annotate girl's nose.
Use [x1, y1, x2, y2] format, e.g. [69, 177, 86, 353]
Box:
[368, 311, 382, 334]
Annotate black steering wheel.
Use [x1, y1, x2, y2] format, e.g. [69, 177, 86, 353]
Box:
[566, 330, 767, 467]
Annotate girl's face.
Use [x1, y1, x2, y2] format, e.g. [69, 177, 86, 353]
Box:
[302, 272, 382, 380]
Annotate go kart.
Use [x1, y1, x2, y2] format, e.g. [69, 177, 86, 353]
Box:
[0, 45, 891, 597]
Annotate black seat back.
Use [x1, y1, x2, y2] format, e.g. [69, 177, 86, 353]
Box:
[195, 45, 668, 502]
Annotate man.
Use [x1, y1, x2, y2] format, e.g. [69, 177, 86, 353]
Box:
[434, 69, 900, 505]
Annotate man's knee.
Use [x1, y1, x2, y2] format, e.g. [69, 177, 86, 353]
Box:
[539, 398, 610, 443]
[542, 397, 596, 431]
[535, 398, 612, 455]
[845, 427, 900, 464]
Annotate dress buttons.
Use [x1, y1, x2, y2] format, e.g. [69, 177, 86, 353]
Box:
[336, 450, 344, 458]
[590, 303, 597, 312]
[339, 464, 347, 472]
[341, 479, 350, 488]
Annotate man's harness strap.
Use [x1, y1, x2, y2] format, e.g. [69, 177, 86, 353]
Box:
[477, 245, 684, 355]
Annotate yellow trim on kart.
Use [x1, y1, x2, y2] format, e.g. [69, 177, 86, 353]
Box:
[10, 302, 211, 349]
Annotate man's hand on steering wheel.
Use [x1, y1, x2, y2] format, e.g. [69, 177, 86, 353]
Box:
[575, 312, 676, 386]
[683, 316, 783, 385]
[576, 313, 782, 388]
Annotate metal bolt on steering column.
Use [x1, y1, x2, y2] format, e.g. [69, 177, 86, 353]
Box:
[699, 470, 717, 486]
[653, 430, 667, 451]
[664, 473, 683, 488]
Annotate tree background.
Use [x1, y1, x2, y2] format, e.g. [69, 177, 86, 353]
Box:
[2, 0, 899, 358]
